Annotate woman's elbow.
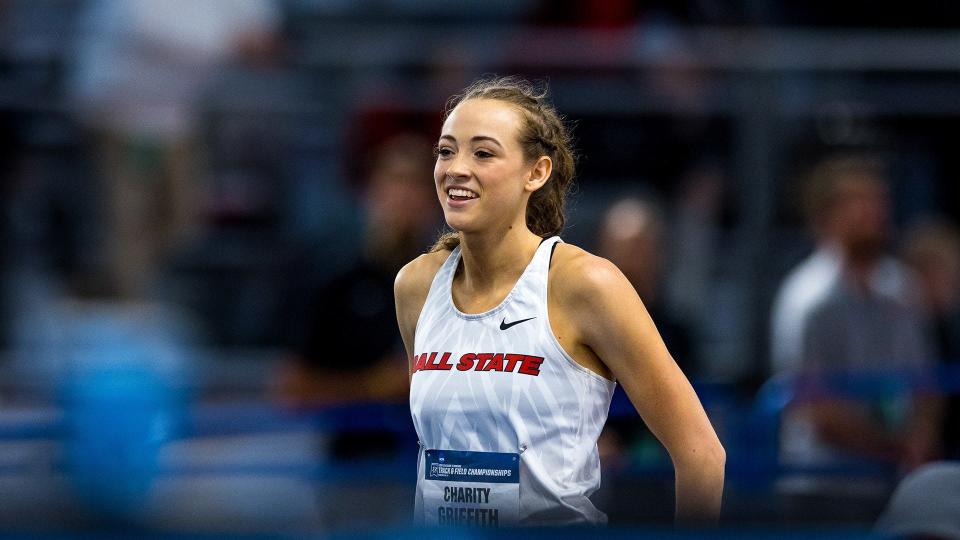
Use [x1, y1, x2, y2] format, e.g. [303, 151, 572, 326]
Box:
[677, 436, 726, 475]
[709, 439, 726, 472]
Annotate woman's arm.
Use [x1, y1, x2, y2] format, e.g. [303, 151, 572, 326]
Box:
[552, 247, 725, 522]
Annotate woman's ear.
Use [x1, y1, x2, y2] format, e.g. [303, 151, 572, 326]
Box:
[524, 156, 553, 193]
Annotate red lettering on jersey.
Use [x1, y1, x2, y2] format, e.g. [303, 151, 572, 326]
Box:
[457, 353, 477, 371]
[416, 351, 543, 377]
[436, 352, 453, 370]
[504, 354, 525, 372]
[475, 353, 494, 371]
[518, 355, 544, 376]
[483, 353, 504, 372]
[413, 353, 427, 372]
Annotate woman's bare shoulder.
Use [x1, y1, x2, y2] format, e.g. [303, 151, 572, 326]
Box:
[395, 249, 451, 304]
[550, 242, 628, 301]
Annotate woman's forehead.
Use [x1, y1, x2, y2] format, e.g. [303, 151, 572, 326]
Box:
[441, 99, 522, 141]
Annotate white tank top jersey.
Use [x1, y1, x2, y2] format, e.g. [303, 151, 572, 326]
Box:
[409, 236, 617, 527]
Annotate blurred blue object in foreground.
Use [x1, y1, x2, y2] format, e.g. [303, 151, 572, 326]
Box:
[62, 365, 177, 521]
[53, 302, 194, 522]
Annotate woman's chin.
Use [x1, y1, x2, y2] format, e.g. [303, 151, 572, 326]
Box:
[443, 215, 473, 234]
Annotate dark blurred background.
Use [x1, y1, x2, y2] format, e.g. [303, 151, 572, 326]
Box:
[2, 1, 960, 538]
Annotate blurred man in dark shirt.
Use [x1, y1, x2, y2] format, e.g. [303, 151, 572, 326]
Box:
[273, 134, 439, 456]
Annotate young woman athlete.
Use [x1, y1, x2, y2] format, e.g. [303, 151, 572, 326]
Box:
[395, 76, 725, 526]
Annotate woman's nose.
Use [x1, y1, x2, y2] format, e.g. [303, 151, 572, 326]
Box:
[445, 153, 470, 179]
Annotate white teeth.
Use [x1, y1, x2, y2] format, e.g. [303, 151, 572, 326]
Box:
[448, 188, 478, 199]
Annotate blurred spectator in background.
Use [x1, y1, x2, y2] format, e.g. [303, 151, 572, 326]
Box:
[273, 134, 439, 414]
[270, 133, 438, 528]
[598, 196, 694, 373]
[68, 0, 281, 299]
[901, 219, 960, 459]
[770, 158, 846, 375]
[777, 155, 941, 489]
[666, 161, 726, 338]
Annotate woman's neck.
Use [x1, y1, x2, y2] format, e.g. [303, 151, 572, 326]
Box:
[457, 224, 543, 294]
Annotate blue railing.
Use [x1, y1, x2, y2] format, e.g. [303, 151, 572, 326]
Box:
[0, 364, 957, 487]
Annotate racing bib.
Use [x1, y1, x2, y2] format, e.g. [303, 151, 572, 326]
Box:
[422, 449, 520, 527]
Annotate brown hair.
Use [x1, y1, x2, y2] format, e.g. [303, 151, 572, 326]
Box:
[430, 75, 576, 252]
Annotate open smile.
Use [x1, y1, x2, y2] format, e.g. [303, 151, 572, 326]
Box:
[446, 187, 479, 208]
[447, 187, 479, 201]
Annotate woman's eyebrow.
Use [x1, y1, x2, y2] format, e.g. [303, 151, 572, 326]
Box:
[438, 135, 503, 148]
[470, 135, 502, 148]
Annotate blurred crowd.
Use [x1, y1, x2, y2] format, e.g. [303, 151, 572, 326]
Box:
[2, 0, 960, 535]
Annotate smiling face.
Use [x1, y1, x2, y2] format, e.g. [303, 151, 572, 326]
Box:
[434, 98, 551, 236]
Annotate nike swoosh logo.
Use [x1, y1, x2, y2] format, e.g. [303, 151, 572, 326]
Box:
[500, 317, 536, 330]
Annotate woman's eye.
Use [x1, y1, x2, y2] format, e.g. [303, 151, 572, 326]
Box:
[474, 150, 494, 159]
[436, 147, 454, 158]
